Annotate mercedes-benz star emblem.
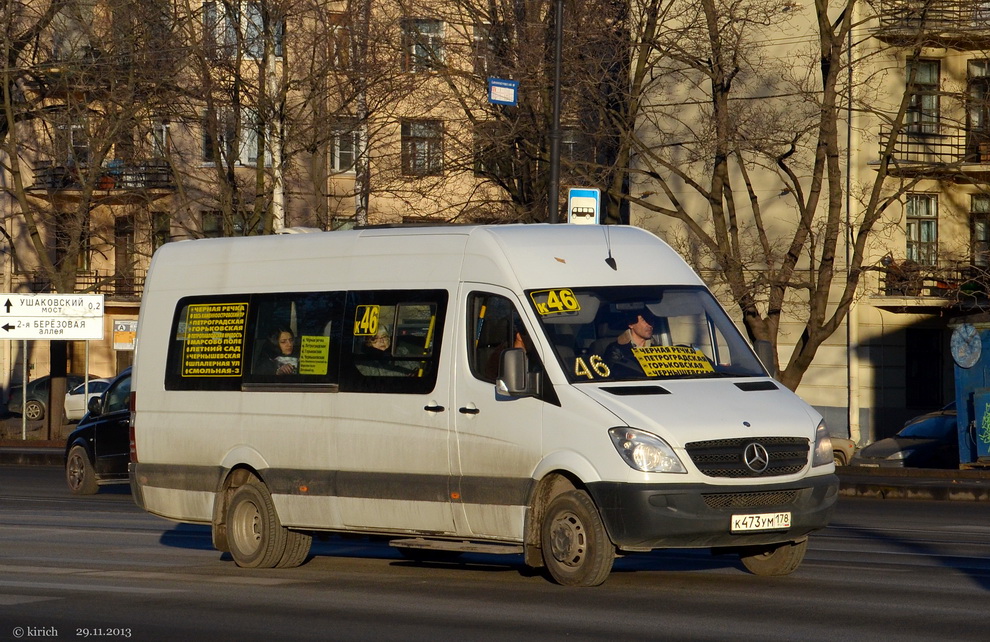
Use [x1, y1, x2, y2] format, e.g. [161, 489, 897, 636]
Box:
[743, 442, 770, 473]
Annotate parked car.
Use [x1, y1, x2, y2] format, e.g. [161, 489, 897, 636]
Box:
[7, 373, 98, 421]
[64, 368, 132, 495]
[851, 402, 958, 469]
[831, 436, 857, 466]
[63, 378, 112, 422]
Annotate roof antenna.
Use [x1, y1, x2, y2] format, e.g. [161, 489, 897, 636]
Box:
[603, 226, 617, 270]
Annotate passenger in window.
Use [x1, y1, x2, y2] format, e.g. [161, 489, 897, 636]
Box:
[366, 328, 391, 354]
[258, 327, 299, 375]
[603, 310, 657, 377]
[357, 327, 412, 376]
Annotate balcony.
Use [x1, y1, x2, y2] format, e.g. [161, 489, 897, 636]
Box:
[28, 160, 175, 204]
[874, 0, 990, 48]
[874, 259, 990, 312]
[876, 125, 990, 181]
[12, 270, 146, 302]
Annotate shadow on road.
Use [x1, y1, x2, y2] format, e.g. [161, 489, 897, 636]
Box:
[156, 525, 743, 578]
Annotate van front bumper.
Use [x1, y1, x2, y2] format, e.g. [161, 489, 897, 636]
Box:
[586, 473, 838, 550]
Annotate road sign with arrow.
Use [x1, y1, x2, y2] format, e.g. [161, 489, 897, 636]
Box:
[0, 293, 105, 340]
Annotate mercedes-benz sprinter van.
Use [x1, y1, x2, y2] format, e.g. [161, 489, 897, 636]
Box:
[129, 224, 838, 586]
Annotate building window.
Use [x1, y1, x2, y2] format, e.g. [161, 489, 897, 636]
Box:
[968, 60, 990, 160]
[203, 1, 284, 60]
[473, 23, 493, 76]
[201, 210, 262, 238]
[152, 211, 171, 251]
[115, 215, 137, 295]
[328, 13, 350, 69]
[973, 195, 990, 267]
[54, 215, 90, 272]
[55, 121, 89, 165]
[202, 210, 223, 238]
[150, 120, 169, 158]
[401, 119, 443, 176]
[402, 18, 443, 72]
[906, 193, 938, 266]
[202, 107, 268, 166]
[906, 59, 939, 135]
[331, 120, 359, 173]
[562, 129, 593, 163]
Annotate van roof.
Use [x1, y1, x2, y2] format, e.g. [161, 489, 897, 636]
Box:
[147, 224, 704, 292]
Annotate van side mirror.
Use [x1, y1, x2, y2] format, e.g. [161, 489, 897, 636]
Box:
[87, 395, 103, 417]
[496, 348, 540, 398]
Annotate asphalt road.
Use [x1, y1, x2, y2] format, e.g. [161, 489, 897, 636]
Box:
[1, 466, 989, 641]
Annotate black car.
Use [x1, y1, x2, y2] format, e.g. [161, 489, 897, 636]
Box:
[64, 368, 132, 495]
[851, 402, 959, 469]
[8, 373, 98, 421]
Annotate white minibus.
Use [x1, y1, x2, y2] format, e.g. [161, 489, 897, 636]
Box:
[129, 224, 837, 586]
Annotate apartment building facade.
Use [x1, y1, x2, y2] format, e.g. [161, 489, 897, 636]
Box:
[626, 0, 990, 443]
[1, 0, 618, 398]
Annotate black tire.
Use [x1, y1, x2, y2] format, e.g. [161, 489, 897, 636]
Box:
[739, 539, 808, 576]
[25, 399, 45, 421]
[540, 490, 614, 587]
[277, 529, 312, 568]
[833, 451, 847, 466]
[226, 478, 291, 568]
[65, 445, 99, 495]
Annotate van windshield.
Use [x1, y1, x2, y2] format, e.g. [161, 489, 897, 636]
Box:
[527, 285, 767, 383]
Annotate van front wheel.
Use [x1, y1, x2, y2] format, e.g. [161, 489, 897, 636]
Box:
[227, 479, 289, 568]
[540, 490, 614, 587]
[739, 539, 808, 576]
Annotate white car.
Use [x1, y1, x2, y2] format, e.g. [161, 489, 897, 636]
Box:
[63, 378, 112, 421]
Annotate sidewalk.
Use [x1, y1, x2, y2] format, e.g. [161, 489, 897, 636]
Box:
[2, 435, 988, 501]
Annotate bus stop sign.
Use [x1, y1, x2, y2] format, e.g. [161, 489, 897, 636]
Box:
[567, 188, 601, 224]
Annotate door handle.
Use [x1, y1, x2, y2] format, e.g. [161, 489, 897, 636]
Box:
[458, 406, 480, 415]
[423, 404, 445, 413]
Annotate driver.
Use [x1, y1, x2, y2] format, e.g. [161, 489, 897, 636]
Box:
[603, 309, 658, 376]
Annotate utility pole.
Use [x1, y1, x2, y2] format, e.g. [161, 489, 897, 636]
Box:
[547, 0, 564, 224]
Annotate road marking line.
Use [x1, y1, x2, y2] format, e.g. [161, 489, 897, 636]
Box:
[0, 594, 58, 606]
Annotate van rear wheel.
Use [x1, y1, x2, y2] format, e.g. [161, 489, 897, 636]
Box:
[540, 490, 614, 587]
[227, 478, 296, 568]
[739, 539, 808, 576]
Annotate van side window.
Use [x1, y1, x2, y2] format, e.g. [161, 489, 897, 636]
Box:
[339, 290, 447, 394]
[468, 292, 527, 383]
[247, 292, 343, 381]
[164, 292, 343, 391]
[165, 295, 251, 391]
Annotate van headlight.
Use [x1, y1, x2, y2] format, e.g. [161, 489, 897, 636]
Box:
[812, 420, 833, 467]
[608, 427, 687, 473]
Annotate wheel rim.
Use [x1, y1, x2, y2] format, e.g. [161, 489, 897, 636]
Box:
[67, 453, 85, 490]
[548, 510, 587, 568]
[25, 402, 43, 420]
[231, 498, 263, 556]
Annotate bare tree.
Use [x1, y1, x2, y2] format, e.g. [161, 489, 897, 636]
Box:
[612, 0, 935, 391]
[1, 0, 184, 434]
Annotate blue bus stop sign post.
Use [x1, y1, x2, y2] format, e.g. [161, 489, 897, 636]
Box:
[567, 188, 601, 224]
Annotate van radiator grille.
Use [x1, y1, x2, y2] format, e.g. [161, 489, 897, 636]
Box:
[702, 490, 799, 510]
[685, 437, 809, 478]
